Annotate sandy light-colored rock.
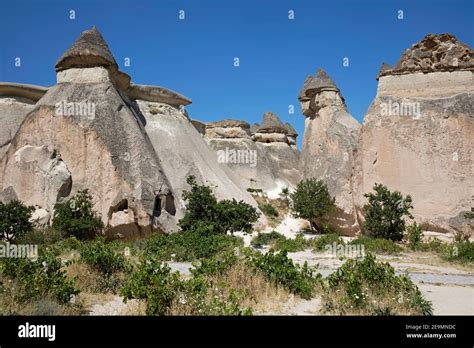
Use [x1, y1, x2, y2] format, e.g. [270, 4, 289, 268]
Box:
[204, 112, 301, 197]
[353, 33, 474, 233]
[298, 68, 360, 234]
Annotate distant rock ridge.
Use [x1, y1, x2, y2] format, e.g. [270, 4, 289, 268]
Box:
[203, 112, 300, 195]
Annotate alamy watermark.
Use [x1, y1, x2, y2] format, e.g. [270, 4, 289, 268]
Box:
[323, 242, 365, 258]
[0, 242, 38, 260]
[380, 100, 421, 119]
[217, 147, 257, 167]
[55, 100, 96, 119]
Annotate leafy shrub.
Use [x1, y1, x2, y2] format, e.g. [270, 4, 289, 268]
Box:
[273, 234, 309, 252]
[250, 231, 283, 248]
[190, 251, 238, 278]
[121, 260, 182, 315]
[290, 178, 335, 232]
[0, 200, 35, 242]
[363, 183, 413, 241]
[16, 227, 64, 246]
[258, 203, 279, 218]
[311, 233, 345, 251]
[0, 250, 79, 304]
[350, 235, 403, 254]
[79, 237, 127, 275]
[406, 222, 423, 249]
[324, 254, 432, 315]
[145, 224, 243, 262]
[444, 241, 474, 263]
[248, 249, 321, 299]
[52, 190, 104, 240]
[121, 256, 251, 316]
[179, 176, 259, 235]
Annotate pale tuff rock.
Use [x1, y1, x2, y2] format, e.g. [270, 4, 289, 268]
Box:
[0, 28, 178, 237]
[353, 33, 474, 233]
[204, 112, 300, 194]
[298, 68, 360, 234]
[3, 145, 72, 214]
[137, 101, 258, 222]
[30, 208, 51, 228]
[205, 119, 251, 139]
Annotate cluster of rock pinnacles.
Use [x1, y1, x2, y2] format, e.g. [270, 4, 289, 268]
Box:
[0, 28, 472, 237]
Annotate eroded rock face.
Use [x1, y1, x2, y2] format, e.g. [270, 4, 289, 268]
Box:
[354, 34, 474, 233]
[3, 145, 71, 213]
[298, 68, 360, 234]
[137, 101, 258, 220]
[204, 112, 300, 196]
[0, 97, 36, 159]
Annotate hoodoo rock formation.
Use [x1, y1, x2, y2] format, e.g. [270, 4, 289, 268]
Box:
[0, 28, 471, 239]
[204, 112, 300, 196]
[298, 68, 360, 234]
[353, 33, 474, 232]
[0, 27, 257, 238]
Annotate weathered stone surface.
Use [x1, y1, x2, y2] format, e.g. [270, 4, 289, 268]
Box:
[2, 145, 72, 213]
[191, 119, 205, 135]
[137, 101, 258, 221]
[353, 34, 474, 233]
[379, 33, 474, 77]
[0, 97, 36, 159]
[299, 68, 360, 234]
[127, 84, 192, 107]
[0, 82, 48, 102]
[30, 208, 51, 228]
[55, 26, 117, 72]
[204, 112, 300, 196]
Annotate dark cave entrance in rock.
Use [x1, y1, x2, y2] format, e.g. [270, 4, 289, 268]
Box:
[153, 194, 176, 217]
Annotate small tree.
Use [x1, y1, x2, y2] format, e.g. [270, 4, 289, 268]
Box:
[290, 178, 335, 232]
[52, 190, 104, 240]
[0, 200, 34, 242]
[406, 222, 423, 249]
[363, 183, 413, 241]
[179, 176, 259, 234]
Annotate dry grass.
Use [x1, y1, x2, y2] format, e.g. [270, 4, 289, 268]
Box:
[65, 262, 126, 294]
[0, 281, 85, 315]
[168, 262, 291, 315]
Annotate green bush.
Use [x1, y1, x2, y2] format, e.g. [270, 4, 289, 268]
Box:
[311, 233, 345, 251]
[145, 224, 243, 262]
[324, 254, 432, 315]
[273, 234, 309, 252]
[52, 190, 104, 240]
[0, 200, 35, 242]
[179, 176, 259, 235]
[248, 249, 321, 299]
[0, 250, 79, 304]
[350, 235, 403, 254]
[251, 232, 309, 252]
[406, 222, 423, 249]
[444, 241, 474, 263]
[121, 256, 251, 316]
[250, 231, 283, 248]
[16, 227, 64, 246]
[290, 178, 335, 232]
[258, 203, 279, 218]
[363, 183, 413, 241]
[79, 237, 127, 275]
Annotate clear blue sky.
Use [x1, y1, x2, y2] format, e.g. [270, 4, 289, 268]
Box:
[1, 0, 473, 148]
